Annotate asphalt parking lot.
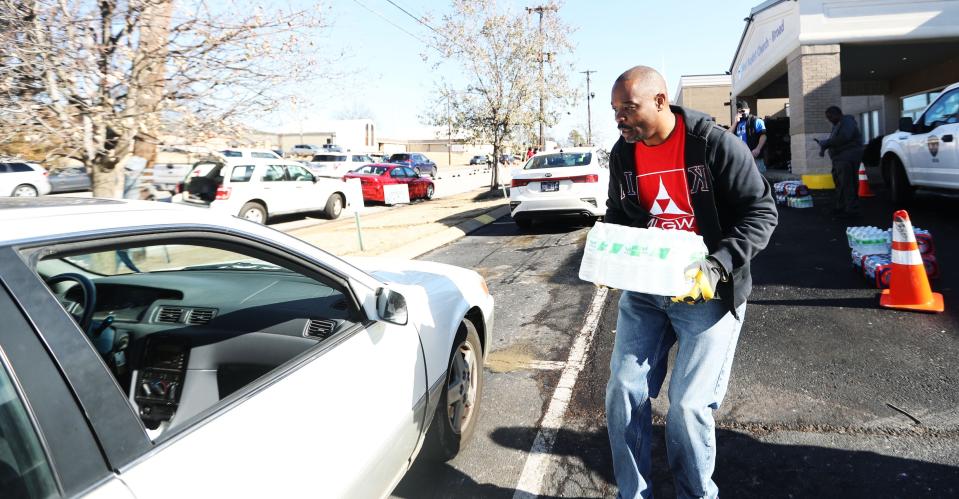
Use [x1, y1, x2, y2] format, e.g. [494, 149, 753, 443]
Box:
[394, 177, 959, 497]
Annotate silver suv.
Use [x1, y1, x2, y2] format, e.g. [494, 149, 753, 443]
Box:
[0, 161, 52, 197]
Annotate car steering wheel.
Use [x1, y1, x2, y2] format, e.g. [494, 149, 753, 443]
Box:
[47, 273, 97, 335]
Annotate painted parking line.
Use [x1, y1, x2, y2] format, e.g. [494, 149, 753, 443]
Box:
[512, 286, 609, 499]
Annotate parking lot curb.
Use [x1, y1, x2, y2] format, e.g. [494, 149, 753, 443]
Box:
[384, 204, 511, 260]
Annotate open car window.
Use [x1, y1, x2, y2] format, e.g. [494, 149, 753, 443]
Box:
[34, 238, 363, 444]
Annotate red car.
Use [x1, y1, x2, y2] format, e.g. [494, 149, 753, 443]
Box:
[344, 163, 435, 203]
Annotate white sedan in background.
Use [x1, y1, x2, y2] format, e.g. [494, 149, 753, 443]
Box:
[0, 197, 493, 498]
[508, 147, 609, 229]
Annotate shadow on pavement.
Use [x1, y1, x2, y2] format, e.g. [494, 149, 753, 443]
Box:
[485, 425, 959, 498]
[393, 459, 582, 499]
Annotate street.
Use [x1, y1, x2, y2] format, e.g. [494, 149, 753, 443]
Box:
[392, 185, 959, 498]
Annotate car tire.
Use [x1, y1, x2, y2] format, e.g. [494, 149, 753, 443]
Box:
[414, 167, 421, 176]
[425, 184, 435, 200]
[514, 218, 533, 230]
[424, 318, 483, 462]
[889, 158, 914, 206]
[238, 202, 268, 224]
[431, 167, 437, 179]
[324, 193, 344, 219]
[12, 184, 38, 197]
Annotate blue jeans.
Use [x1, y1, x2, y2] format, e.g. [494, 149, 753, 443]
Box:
[606, 292, 746, 499]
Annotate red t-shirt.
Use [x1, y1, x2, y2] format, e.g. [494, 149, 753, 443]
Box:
[633, 114, 699, 233]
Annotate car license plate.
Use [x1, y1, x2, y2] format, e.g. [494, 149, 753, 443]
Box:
[541, 181, 559, 192]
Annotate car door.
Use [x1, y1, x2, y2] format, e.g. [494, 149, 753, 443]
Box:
[284, 164, 319, 212]
[259, 163, 293, 213]
[915, 88, 959, 187]
[403, 167, 423, 198]
[11, 231, 427, 498]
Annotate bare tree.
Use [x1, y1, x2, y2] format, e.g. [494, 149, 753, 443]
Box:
[0, 0, 333, 197]
[423, 0, 574, 189]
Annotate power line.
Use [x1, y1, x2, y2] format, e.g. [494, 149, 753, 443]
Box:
[384, 0, 436, 36]
[352, 0, 428, 45]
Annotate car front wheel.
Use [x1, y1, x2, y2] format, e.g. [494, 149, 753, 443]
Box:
[425, 184, 435, 200]
[13, 184, 38, 197]
[324, 193, 344, 219]
[889, 159, 914, 206]
[424, 318, 483, 461]
[238, 202, 268, 224]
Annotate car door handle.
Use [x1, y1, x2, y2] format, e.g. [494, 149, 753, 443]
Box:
[943, 134, 954, 142]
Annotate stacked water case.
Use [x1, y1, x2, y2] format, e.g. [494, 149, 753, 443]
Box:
[847, 225, 938, 288]
[773, 180, 813, 208]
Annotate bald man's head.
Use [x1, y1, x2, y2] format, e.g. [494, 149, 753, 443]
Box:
[614, 66, 669, 100]
[611, 66, 674, 144]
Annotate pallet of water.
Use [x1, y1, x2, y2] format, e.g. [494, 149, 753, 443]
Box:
[848, 225, 938, 287]
[773, 180, 813, 208]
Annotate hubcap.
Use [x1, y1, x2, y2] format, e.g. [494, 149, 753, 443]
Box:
[427, 185, 434, 198]
[332, 197, 342, 215]
[243, 208, 264, 223]
[446, 341, 477, 434]
[13, 186, 37, 197]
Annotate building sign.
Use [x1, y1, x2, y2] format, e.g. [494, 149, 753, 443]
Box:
[736, 19, 786, 83]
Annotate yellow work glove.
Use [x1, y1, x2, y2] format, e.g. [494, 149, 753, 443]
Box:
[671, 257, 728, 304]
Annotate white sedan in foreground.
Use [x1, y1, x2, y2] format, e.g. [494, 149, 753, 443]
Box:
[0, 197, 493, 498]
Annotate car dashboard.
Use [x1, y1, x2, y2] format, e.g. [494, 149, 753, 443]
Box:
[60, 269, 360, 435]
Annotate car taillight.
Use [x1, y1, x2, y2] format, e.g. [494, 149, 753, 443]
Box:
[570, 174, 599, 183]
[215, 186, 231, 200]
[175, 182, 184, 194]
[511, 178, 531, 187]
[42, 171, 49, 176]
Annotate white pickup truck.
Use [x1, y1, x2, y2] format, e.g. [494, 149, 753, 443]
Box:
[881, 81, 959, 203]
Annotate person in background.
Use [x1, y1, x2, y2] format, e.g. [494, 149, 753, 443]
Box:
[815, 105, 864, 218]
[526, 147, 534, 160]
[733, 100, 767, 174]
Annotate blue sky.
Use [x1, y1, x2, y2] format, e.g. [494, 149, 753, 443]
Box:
[257, 0, 760, 149]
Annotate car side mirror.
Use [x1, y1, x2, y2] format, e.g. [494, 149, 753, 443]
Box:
[899, 117, 914, 133]
[376, 287, 408, 325]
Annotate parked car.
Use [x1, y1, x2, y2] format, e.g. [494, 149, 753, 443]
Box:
[290, 144, 322, 156]
[176, 156, 351, 222]
[0, 160, 51, 197]
[469, 155, 488, 165]
[48, 166, 92, 193]
[0, 197, 492, 498]
[309, 152, 374, 178]
[321, 144, 344, 153]
[344, 164, 435, 203]
[388, 153, 438, 178]
[151, 163, 192, 192]
[509, 147, 609, 229]
[220, 148, 282, 160]
[881, 81, 959, 204]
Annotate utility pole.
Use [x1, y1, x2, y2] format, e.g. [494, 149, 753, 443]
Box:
[446, 90, 452, 167]
[526, 4, 557, 149]
[581, 70, 596, 146]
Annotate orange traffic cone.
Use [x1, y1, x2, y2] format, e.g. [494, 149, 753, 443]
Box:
[857, 163, 875, 198]
[880, 210, 943, 312]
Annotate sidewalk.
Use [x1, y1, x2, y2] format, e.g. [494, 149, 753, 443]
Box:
[288, 188, 510, 259]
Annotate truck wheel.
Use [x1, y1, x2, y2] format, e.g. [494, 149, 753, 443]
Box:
[324, 193, 344, 219]
[889, 159, 914, 206]
[238, 202, 268, 224]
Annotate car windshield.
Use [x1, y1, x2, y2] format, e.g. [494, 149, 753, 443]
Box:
[61, 245, 290, 276]
[524, 152, 592, 169]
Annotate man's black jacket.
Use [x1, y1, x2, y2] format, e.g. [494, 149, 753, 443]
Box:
[605, 105, 778, 316]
